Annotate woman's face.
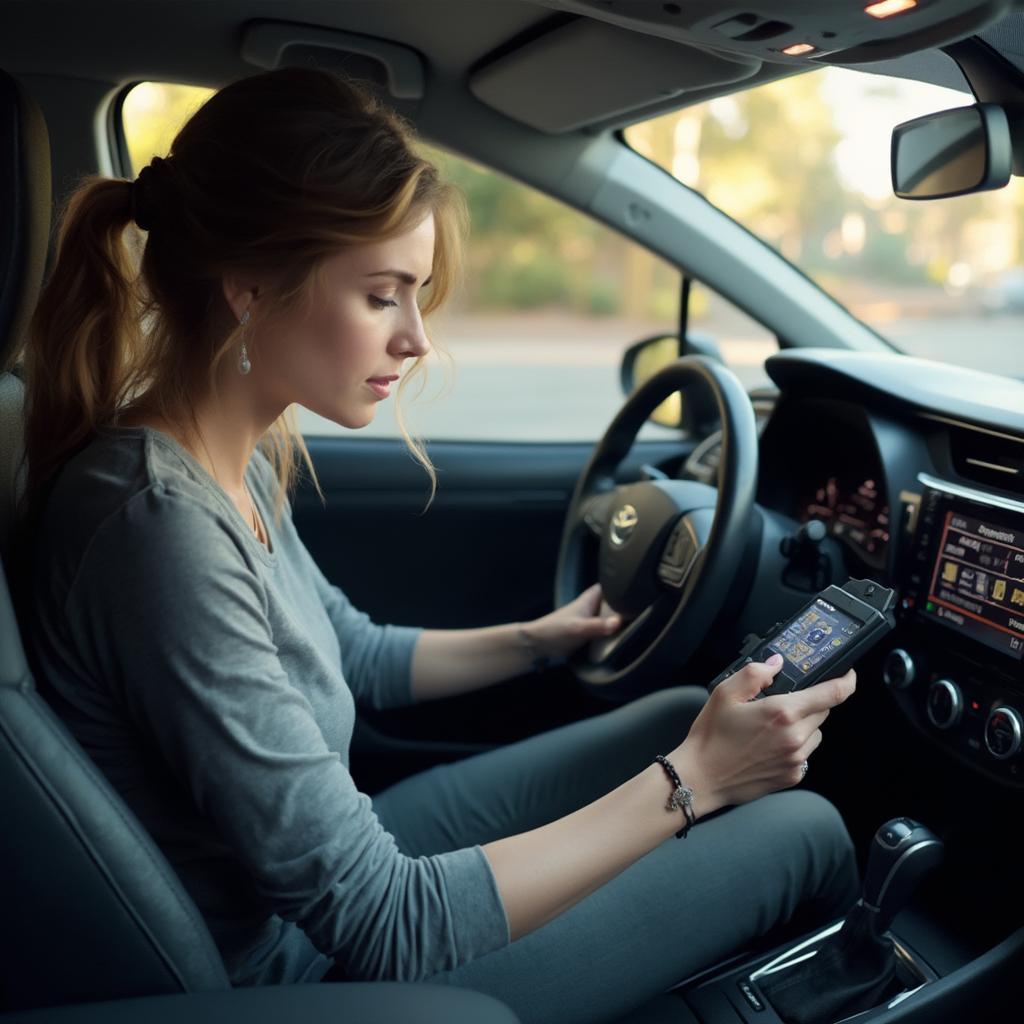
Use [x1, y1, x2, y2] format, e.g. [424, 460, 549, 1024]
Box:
[254, 210, 435, 429]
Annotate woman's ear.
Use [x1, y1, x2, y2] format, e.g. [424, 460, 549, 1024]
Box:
[221, 270, 263, 324]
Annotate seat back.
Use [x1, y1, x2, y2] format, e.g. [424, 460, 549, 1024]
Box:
[0, 67, 232, 1012]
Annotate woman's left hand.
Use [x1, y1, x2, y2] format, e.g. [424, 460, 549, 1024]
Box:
[522, 582, 625, 664]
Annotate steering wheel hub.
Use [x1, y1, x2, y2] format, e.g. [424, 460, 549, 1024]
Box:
[554, 355, 760, 699]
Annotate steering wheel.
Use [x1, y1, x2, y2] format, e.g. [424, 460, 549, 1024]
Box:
[553, 355, 759, 701]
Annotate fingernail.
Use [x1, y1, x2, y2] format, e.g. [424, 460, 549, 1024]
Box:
[766, 653, 783, 667]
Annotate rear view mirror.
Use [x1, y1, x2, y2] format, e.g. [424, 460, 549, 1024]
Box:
[891, 103, 1012, 200]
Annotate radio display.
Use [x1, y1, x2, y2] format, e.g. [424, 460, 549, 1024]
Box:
[923, 508, 1024, 660]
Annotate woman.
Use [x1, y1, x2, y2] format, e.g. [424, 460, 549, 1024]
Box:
[13, 67, 860, 1024]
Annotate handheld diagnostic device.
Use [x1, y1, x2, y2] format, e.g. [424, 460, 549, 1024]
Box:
[707, 578, 897, 699]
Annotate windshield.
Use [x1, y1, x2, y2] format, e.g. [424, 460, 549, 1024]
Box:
[623, 64, 1024, 379]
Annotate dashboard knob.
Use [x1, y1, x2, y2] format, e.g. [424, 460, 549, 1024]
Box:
[984, 706, 1024, 760]
[882, 648, 916, 690]
[926, 678, 963, 730]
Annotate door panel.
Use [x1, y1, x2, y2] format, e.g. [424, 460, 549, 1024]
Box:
[293, 435, 695, 791]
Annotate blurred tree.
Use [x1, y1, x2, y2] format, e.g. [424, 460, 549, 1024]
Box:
[118, 73, 1024, 327]
[122, 82, 678, 320]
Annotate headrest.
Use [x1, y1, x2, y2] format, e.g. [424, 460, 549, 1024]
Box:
[0, 66, 51, 374]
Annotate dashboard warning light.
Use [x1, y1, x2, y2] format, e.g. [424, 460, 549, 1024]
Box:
[971, 701, 980, 712]
[865, 0, 918, 18]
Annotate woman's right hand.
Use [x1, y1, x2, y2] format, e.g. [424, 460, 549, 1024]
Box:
[677, 654, 857, 810]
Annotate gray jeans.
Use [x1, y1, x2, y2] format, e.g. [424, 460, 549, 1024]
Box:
[363, 685, 861, 1024]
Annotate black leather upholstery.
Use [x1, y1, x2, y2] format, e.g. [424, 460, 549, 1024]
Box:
[0, 66, 50, 377]
[0, 570, 234, 1010]
[0, 63, 48, 573]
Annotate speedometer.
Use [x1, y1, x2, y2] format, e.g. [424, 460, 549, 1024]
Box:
[804, 476, 840, 524]
[800, 477, 889, 569]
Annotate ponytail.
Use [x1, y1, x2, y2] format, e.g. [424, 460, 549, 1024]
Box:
[17, 176, 143, 531]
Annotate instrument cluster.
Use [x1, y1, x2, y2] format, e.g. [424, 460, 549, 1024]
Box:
[797, 475, 891, 571]
[755, 397, 892, 576]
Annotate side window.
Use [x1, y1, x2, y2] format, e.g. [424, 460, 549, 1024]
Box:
[120, 82, 683, 444]
[687, 281, 778, 393]
[122, 82, 213, 174]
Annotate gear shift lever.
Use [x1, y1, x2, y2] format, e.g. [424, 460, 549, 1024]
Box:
[863, 817, 944, 933]
[755, 817, 944, 1024]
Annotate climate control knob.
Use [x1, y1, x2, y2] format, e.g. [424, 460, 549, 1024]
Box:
[882, 648, 916, 690]
[926, 678, 963, 730]
[984, 706, 1023, 760]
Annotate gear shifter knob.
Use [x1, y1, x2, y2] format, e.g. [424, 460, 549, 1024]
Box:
[863, 817, 944, 932]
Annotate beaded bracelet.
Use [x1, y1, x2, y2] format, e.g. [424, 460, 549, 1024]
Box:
[654, 753, 697, 839]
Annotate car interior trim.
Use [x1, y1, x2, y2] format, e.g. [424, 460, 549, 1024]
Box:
[916, 470, 1024, 515]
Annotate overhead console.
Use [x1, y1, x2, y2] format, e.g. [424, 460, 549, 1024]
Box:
[536, 0, 1019, 66]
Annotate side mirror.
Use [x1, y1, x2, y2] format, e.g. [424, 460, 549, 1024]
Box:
[891, 103, 1012, 200]
[620, 331, 724, 429]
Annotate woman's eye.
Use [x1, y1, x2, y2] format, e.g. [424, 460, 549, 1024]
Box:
[369, 295, 398, 310]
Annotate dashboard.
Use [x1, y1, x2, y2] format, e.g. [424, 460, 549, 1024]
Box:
[697, 348, 1024, 789]
[796, 475, 889, 571]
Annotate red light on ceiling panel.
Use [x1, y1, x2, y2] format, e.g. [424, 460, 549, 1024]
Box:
[782, 43, 816, 55]
[865, 0, 918, 19]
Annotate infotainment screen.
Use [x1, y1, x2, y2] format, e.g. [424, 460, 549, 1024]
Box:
[923, 507, 1024, 660]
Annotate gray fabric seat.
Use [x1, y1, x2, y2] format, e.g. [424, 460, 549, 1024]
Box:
[0, 65, 519, 1023]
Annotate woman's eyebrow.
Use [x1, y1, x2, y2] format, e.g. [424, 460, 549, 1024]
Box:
[366, 269, 433, 287]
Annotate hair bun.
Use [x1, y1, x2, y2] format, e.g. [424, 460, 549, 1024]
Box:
[130, 155, 178, 232]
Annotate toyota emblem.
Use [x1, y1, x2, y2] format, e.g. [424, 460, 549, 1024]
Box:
[610, 504, 639, 546]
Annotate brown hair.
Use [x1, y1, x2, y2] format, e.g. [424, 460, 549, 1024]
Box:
[12, 65, 467, 543]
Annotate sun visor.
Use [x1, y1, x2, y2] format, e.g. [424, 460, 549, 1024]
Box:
[469, 19, 760, 134]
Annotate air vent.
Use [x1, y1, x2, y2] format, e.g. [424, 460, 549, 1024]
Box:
[948, 425, 1024, 496]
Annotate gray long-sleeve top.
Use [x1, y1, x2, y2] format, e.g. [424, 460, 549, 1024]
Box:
[26, 424, 510, 986]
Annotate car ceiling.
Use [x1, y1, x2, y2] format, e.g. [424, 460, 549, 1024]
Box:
[1, 2, 1023, 136]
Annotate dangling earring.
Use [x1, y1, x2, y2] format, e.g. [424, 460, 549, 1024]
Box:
[238, 308, 252, 375]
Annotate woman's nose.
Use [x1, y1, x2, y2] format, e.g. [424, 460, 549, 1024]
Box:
[394, 305, 431, 359]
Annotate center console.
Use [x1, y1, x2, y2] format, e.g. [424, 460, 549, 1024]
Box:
[883, 472, 1024, 787]
[666, 815, 1021, 1023]
[672, 914, 937, 1024]
[671, 817, 945, 1024]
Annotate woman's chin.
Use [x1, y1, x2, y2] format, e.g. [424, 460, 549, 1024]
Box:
[304, 400, 375, 431]
[340, 405, 377, 430]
